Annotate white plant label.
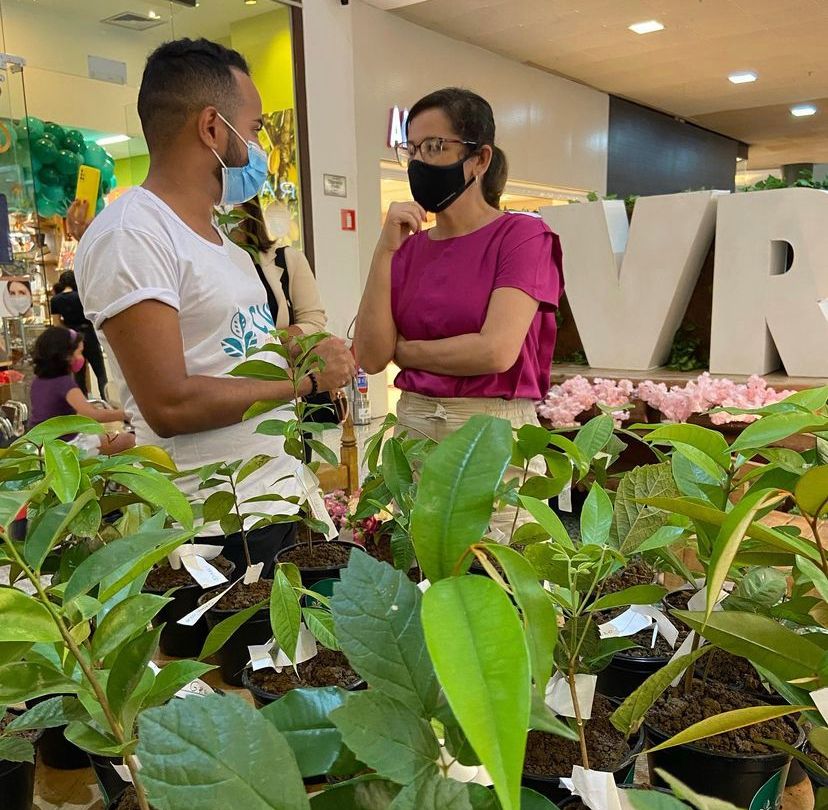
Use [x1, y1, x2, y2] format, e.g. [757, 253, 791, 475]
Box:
[176, 679, 214, 699]
[295, 465, 338, 540]
[811, 687, 828, 725]
[558, 484, 573, 513]
[177, 576, 243, 626]
[243, 562, 264, 585]
[273, 624, 318, 668]
[598, 608, 652, 639]
[249, 640, 276, 672]
[489, 528, 508, 545]
[436, 745, 494, 787]
[179, 547, 227, 589]
[545, 672, 597, 720]
[633, 605, 680, 649]
[112, 757, 141, 784]
[167, 543, 223, 570]
[685, 581, 733, 612]
[560, 766, 624, 810]
[669, 630, 706, 687]
[417, 579, 431, 593]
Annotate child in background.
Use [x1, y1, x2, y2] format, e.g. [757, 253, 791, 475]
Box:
[30, 327, 135, 456]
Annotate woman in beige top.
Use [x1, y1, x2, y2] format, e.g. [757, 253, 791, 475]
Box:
[232, 198, 327, 336]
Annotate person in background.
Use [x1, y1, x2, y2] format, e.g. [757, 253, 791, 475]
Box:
[75, 38, 354, 575]
[30, 326, 134, 456]
[354, 87, 563, 532]
[4, 279, 32, 318]
[50, 270, 108, 398]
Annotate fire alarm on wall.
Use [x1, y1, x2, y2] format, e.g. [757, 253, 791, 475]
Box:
[341, 209, 356, 231]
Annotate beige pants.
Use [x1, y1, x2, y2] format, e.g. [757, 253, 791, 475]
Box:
[395, 391, 544, 539]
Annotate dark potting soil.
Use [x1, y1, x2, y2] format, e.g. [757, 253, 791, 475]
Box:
[598, 607, 687, 660]
[113, 787, 157, 810]
[248, 648, 359, 695]
[807, 746, 828, 773]
[647, 679, 798, 755]
[212, 579, 272, 611]
[280, 542, 352, 568]
[696, 648, 765, 694]
[524, 696, 630, 777]
[0, 711, 38, 745]
[602, 558, 656, 595]
[559, 511, 581, 543]
[145, 555, 233, 591]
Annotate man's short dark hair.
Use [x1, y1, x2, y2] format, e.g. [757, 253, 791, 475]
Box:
[137, 38, 250, 149]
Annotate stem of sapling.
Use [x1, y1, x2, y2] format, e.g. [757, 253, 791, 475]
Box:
[227, 475, 252, 570]
[567, 664, 590, 770]
[682, 631, 701, 695]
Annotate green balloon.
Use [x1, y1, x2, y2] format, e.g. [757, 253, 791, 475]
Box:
[43, 122, 65, 144]
[16, 116, 44, 142]
[38, 166, 61, 187]
[56, 148, 81, 177]
[95, 196, 105, 215]
[43, 184, 64, 203]
[63, 133, 85, 154]
[101, 177, 113, 195]
[101, 162, 114, 183]
[83, 143, 108, 170]
[32, 137, 59, 165]
[36, 195, 59, 217]
[40, 131, 59, 146]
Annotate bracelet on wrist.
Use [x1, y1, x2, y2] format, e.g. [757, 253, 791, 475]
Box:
[307, 372, 319, 397]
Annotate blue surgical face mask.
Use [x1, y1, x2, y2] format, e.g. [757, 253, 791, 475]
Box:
[211, 112, 269, 206]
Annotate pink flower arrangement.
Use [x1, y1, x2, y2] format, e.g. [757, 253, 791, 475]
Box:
[323, 489, 382, 546]
[537, 373, 795, 428]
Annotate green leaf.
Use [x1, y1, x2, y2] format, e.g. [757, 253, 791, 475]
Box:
[726, 567, 787, 611]
[138, 693, 310, 810]
[24, 490, 96, 571]
[306, 439, 339, 467]
[624, 789, 693, 810]
[410, 415, 513, 580]
[64, 721, 122, 756]
[64, 525, 192, 603]
[589, 584, 667, 612]
[381, 438, 414, 507]
[422, 576, 530, 810]
[389, 775, 473, 810]
[730, 412, 828, 453]
[760, 738, 828, 780]
[302, 607, 339, 650]
[515, 424, 552, 463]
[646, 704, 808, 753]
[143, 660, 215, 709]
[796, 556, 828, 603]
[637, 526, 686, 554]
[519, 475, 565, 500]
[795, 465, 828, 517]
[309, 776, 401, 809]
[518, 496, 574, 549]
[0, 587, 61, 643]
[109, 469, 193, 529]
[7, 696, 87, 731]
[244, 399, 283, 421]
[654, 769, 743, 810]
[0, 736, 35, 763]
[261, 687, 349, 778]
[573, 415, 613, 461]
[220, 512, 242, 536]
[44, 440, 81, 503]
[580, 484, 613, 546]
[271, 568, 301, 663]
[612, 463, 679, 555]
[671, 443, 726, 484]
[705, 488, 779, 623]
[610, 646, 711, 736]
[529, 691, 579, 740]
[673, 610, 824, 684]
[645, 424, 730, 469]
[0, 662, 79, 702]
[91, 593, 170, 660]
[198, 599, 268, 660]
[20, 415, 104, 446]
[234, 454, 273, 485]
[106, 624, 162, 721]
[482, 543, 556, 695]
[331, 691, 439, 783]
[331, 552, 439, 715]
[229, 359, 291, 381]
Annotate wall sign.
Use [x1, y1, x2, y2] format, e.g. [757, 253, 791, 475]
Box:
[388, 105, 409, 148]
[340, 209, 356, 231]
[323, 174, 347, 198]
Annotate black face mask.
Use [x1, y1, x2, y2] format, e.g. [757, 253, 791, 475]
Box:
[407, 157, 476, 213]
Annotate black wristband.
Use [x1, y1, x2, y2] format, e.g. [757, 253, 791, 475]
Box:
[307, 372, 319, 397]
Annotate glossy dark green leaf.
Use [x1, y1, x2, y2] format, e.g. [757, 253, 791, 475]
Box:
[302, 607, 339, 650]
[202, 490, 235, 523]
[20, 416, 104, 446]
[141, 660, 215, 709]
[389, 775, 473, 810]
[7, 696, 87, 732]
[271, 568, 301, 663]
[730, 412, 828, 453]
[309, 775, 401, 809]
[0, 662, 79, 702]
[611, 463, 679, 555]
[91, 593, 169, 660]
[44, 440, 81, 503]
[580, 484, 613, 546]
[0, 587, 61, 643]
[229, 359, 290, 381]
[109, 469, 193, 529]
[589, 584, 667, 612]
[518, 496, 574, 549]
[106, 624, 162, 722]
[0, 736, 35, 763]
[644, 423, 730, 469]
[24, 490, 96, 571]
[573, 415, 613, 461]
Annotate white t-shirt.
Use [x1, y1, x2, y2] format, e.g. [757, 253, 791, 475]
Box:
[75, 187, 300, 535]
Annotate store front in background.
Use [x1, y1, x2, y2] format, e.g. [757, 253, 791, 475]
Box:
[0, 0, 310, 403]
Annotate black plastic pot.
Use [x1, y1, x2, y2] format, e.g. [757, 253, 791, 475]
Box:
[646, 718, 804, 807]
[145, 561, 236, 658]
[0, 755, 36, 810]
[37, 725, 89, 769]
[241, 665, 365, 709]
[596, 652, 668, 700]
[203, 595, 271, 687]
[520, 724, 645, 803]
[89, 752, 128, 808]
[274, 541, 363, 588]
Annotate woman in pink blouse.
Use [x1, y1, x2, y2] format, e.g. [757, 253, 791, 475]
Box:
[355, 87, 563, 457]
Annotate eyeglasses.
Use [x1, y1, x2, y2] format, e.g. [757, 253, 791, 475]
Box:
[395, 137, 478, 168]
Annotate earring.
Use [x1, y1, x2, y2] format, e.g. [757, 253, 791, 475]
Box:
[475, 175, 480, 184]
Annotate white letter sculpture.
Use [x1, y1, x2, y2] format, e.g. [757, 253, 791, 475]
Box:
[542, 191, 725, 370]
[710, 188, 828, 377]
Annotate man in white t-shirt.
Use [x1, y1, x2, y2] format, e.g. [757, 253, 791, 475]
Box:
[75, 38, 354, 574]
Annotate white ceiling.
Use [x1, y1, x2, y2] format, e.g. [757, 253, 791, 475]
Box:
[391, 0, 828, 169]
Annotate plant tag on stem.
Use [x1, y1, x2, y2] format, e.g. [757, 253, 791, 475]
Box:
[489, 527, 508, 545]
[176, 679, 214, 699]
[112, 757, 141, 784]
[598, 608, 652, 639]
[545, 672, 597, 720]
[249, 639, 276, 671]
[632, 605, 679, 648]
[686, 581, 733, 612]
[177, 576, 243, 626]
[273, 624, 318, 668]
[243, 562, 264, 585]
[417, 579, 431, 593]
[560, 766, 624, 810]
[558, 484, 573, 513]
[295, 465, 338, 540]
[167, 543, 223, 570]
[669, 630, 706, 687]
[179, 546, 227, 589]
[811, 687, 828, 724]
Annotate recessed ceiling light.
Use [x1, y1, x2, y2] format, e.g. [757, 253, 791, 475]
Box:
[628, 20, 664, 34]
[245, 0, 257, 5]
[791, 104, 817, 117]
[147, 9, 160, 19]
[96, 134, 131, 146]
[729, 72, 757, 84]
